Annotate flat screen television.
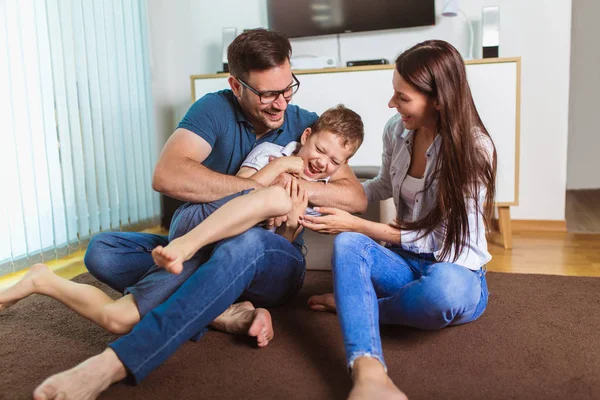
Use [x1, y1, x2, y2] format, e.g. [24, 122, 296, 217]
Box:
[267, 0, 436, 39]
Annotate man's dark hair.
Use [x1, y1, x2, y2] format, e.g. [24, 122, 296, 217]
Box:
[227, 28, 292, 80]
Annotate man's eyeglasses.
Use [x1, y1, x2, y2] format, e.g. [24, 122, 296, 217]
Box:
[236, 74, 300, 104]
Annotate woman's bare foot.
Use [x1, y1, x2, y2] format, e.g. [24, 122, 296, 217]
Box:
[349, 379, 408, 400]
[349, 357, 408, 400]
[152, 239, 193, 274]
[0, 263, 51, 311]
[33, 348, 127, 400]
[210, 301, 274, 347]
[308, 293, 337, 312]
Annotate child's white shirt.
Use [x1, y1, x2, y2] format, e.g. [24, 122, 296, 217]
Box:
[241, 141, 327, 224]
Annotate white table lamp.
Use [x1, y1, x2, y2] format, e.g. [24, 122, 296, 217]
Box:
[442, 0, 474, 60]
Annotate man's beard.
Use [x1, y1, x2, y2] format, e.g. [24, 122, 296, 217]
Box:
[258, 107, 285, 130]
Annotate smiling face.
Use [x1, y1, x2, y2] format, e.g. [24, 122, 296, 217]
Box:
[296, 129, 356, 181]
[230, 61, 295, 136]
[388, 69, 439, 131]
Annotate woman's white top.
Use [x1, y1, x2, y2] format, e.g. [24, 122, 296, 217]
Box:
[362, 114, 493, 270]
[400, 174, 424, 223]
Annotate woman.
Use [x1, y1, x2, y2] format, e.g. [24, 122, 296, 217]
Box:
[300, 40, 497, 400]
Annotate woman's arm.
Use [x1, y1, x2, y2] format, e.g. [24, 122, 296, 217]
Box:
[299, 207, 402, 245]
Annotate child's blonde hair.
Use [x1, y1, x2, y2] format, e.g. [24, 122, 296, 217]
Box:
[312, 104, 364, 156]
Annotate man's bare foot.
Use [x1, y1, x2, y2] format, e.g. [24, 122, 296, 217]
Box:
[349, 357, 408, 400]
[152, 238, 193, 274]
[210, 301, 274, 347]
[33, 348, 127, 400]
[308, 292, 337, 312]
[0, 263, 51, 311]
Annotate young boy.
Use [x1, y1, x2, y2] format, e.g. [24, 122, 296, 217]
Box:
[152, 104, 364, 273]
[0, 104, 364, 337]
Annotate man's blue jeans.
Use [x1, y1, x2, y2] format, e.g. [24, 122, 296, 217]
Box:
[84, 228, 306, 383]
[332, 232, 488, 370]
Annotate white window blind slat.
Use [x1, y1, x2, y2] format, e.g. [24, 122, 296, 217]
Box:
[21, 1, 56, 260]
[57, 0, 90, 241]
[131, 0, 153, 222]
[103, 0, 130, 230]
[93, 0, 121, 231]
[71, 0, 101, 237]
[0, 0, 25, 272]
[123, 0, 148, 223]
[114, 0, 140, 226]
[6, 0, 44, 264]
[46, 0, 80, 250]
[139, 0, 161, 218]
[81, 0, 111, 233]
[34, 0, 68, 258]
[0, 203, 12, 274]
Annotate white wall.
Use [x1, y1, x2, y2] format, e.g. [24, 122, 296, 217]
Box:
[147, 0, 572, 221]
[147, 0, 267, 149]
[567, 0, 600, 190]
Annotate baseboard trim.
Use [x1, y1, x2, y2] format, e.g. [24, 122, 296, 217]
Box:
[492, 219, 567, 232]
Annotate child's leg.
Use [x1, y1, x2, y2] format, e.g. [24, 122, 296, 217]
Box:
[153, 186, 292, 274]
[0, 263, 140, 334]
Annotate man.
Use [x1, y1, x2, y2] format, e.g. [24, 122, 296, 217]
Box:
[33, 28, 367, 399]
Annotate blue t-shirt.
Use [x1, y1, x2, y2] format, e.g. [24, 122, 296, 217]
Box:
[178, 89, 318, 175]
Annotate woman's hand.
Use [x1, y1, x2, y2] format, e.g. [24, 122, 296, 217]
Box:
[299, 207, 361, 235]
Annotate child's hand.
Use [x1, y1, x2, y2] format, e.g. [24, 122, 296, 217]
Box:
[270, 156, 304, 177]
[275, 177, 308, 242]
[285, 177, 308, 230]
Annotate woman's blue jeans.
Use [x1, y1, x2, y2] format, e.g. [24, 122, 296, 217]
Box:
[332, 232, 489, 370]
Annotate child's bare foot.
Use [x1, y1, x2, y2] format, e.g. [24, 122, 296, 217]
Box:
[308, 293, 337, 312]
[152, 239, 192, 274]
[210, 301, 274, 347]
[0, 263, 51, 311]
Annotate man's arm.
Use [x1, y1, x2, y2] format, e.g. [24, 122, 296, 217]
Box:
[152, 128, 259, 203]
[298, 164, 367, 214]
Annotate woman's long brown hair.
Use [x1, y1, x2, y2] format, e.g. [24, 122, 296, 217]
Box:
[394, 40, 497, 261]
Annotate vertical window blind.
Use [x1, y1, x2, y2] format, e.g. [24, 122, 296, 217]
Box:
[0, 0, 160, 276]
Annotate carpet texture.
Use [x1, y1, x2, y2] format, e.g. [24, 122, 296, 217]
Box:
[1, 271, 599, 400]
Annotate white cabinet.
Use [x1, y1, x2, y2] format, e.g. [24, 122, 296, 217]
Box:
[191, 58, 521, 248]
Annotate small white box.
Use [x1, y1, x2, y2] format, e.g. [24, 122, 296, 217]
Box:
[290, 55, 337, 70]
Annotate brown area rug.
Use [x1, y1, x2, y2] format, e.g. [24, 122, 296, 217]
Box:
[1, 271, 599, 400]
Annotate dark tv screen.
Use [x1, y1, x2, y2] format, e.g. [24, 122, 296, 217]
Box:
[267, 0, 436, 39]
